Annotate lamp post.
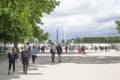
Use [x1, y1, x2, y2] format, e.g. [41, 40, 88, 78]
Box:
[57, 28, 58, 43]
[63, 26, 65, 46]
[63, 26, 69, 45]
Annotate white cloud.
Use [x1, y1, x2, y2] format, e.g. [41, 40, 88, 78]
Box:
[40, 0, 120, 40]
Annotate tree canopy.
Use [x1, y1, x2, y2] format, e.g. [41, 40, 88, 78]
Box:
[115, 20, 120, 33]
[0, 0, 59, 44]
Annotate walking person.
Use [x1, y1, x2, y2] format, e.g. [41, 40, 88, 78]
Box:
[78, 45, 81, 54]
[7, 47, 18, 75]
[27, 43, 31, 66]
[21, 45, 30, 74]
[95, 46, 97, 52]
[56, 43, 63, 62]
[81, 45, 86, 54]
[105, 46, 107, 52]
[30, 45, 37, 66]
[50, 43, 56, 62]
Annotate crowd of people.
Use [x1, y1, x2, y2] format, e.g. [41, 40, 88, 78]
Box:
[7, 44, 38, 75]
[94, 45, 111, 52]
[7, 42, 64, 75]
[4, 42, 120, 75]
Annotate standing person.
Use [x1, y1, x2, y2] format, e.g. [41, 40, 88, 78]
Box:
[56, 43, 63, 62]
[78, 45, 81, 54]
[81, 45, 86, 54]
[41, 46, 43, 52]
[95, 46, 97, 52]
[30, 45, 37, 66]
[8, 47, 18, 75]
[43, 45, 45, 52]
[50, 43, 56, 62]
[27, 43, 31, 56]
[65, 45, 68, 53]
[27, 43, 31, 66]
[21, 45, 30, 74]
[105, 46, 107, 52]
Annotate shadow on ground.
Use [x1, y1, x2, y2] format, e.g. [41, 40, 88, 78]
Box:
[1, 54, 120, 80]
[36, 55, 120, 65]
[0, 56, 44, 80]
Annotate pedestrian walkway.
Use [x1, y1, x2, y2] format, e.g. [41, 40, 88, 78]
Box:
[0, 51, 120, 80]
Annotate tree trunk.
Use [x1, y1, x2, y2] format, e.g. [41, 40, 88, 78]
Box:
[14, 42, 19, 53]
[3, 40, 6, 55]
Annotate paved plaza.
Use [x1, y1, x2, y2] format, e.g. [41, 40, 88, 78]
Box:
[0, 50, 120, 80]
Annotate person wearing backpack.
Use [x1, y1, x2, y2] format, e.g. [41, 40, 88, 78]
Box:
[8, 47, 18, 75]
[21, 45, 30, 74]
[50, 43, 56, 62]
[30, 45, 37, 66]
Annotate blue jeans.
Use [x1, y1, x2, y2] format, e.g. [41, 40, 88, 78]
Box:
[31, 55, 37, 64]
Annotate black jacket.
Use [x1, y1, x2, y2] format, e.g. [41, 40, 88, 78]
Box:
[56, 45, 63, 54]
[8, 52, 18, 62]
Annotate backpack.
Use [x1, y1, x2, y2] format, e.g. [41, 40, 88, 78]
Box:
[11, 54, 14, 59]
[14, 53, 19, 59]
[50, 49, 53, 53]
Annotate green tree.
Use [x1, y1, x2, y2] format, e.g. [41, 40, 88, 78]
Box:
[105, 36, 120, 43]
[83, 37, 105, 43]
[66, 39, 70, 45]
[115, 20, 120, 33]
[47, 39, 53, 45]
[61, 39, 65, 44]
[0, 0, 60, 51]
[74, 37, 83, 43]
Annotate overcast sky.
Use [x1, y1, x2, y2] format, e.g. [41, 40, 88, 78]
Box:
[40, 0, 120, 41]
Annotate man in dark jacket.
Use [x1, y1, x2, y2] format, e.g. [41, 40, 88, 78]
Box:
[56, 43, 63, 62]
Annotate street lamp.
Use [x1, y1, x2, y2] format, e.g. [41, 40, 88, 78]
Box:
[57, 27, 58, 43]
[63, 26, 69, 45]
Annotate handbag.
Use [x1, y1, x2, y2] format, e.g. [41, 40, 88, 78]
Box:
[50, 49, 53, 53]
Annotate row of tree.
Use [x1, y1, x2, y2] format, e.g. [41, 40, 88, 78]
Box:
[63, 20, 120, 44]
[57, 36, 120, 44]
[82, 36, 120, 43]
[47, 36, 120, 45]
[0, 0, 60, 51]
